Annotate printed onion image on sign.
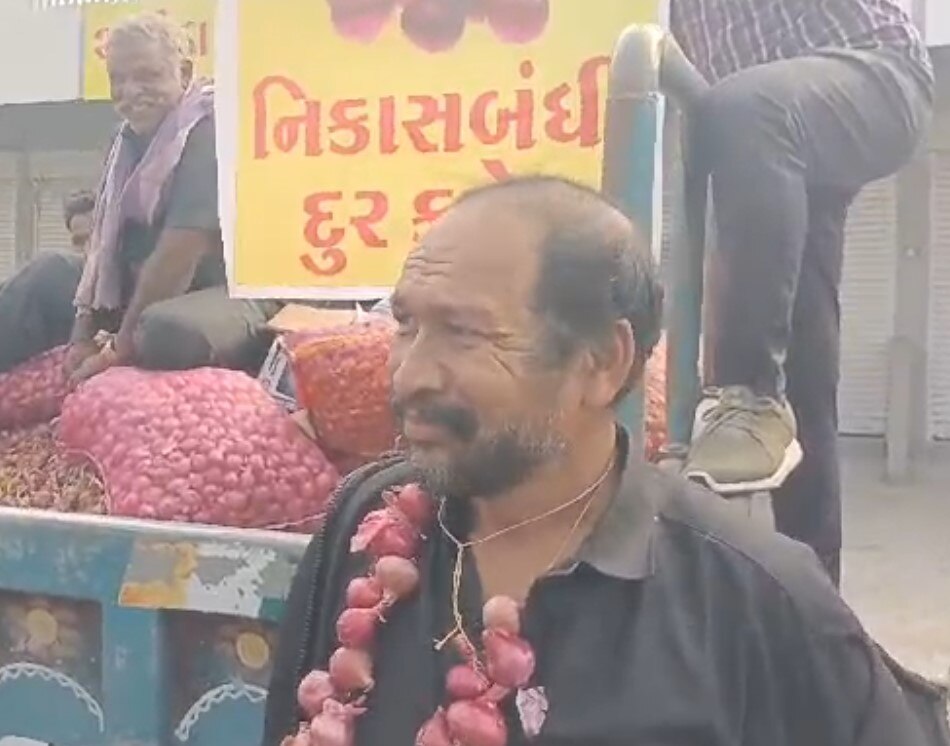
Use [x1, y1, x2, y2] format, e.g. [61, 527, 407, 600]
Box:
[82, 0, 216, 101]
[327, 0, 551, 51]
[218, 0, 665, 299]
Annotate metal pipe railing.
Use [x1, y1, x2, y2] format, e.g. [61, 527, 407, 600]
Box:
[602, 24, 709, 458]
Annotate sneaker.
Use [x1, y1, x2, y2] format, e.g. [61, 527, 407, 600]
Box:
[684, 386, 803, 495]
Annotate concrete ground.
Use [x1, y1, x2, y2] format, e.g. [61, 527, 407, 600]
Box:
[839, 437, 950, 684]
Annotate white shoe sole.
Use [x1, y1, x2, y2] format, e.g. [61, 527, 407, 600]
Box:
[685, 439, 804, 496]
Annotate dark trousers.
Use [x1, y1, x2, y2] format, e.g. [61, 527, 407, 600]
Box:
[0, 249, 84, 373]
[693, 50, 932, 584]
[0, 252, 280, 375]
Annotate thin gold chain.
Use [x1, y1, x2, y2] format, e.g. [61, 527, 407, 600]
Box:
[434, 453, 616, 654]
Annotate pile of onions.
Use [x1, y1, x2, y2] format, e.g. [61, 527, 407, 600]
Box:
[0, 423, 106, 514]
[287, 484, 537, 746]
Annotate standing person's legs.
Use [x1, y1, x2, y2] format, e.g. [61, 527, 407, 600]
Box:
[772, 188, 853, 586]
[685, 50, 930, 495]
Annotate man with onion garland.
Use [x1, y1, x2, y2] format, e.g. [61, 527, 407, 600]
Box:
[263, 177, 932, 746]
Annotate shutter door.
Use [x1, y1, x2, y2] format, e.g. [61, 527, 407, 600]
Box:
[0, 181, 16, 282]
[0, 154, 16, 282]
[838, 178, 898, 435]
[29, 150, 102, 256]
[928, 152, 950, 439]
[35, 181, 83, 252]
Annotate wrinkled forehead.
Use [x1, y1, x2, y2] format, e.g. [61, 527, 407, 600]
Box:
[394, 200, 546, 324]
[107, 35, 177, 74]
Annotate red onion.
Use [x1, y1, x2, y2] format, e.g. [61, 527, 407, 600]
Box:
[390, 483, 434, 528]
[329, 647, 374, 693]
[336, 607, 379, 648]
[309, 700, 356, 746]
[374, 556, 421, 601]
[281, 722, 313, 746]
[483, 629, 536, 689]
[346, 576, 384, 608]
[445, 664, 489, 700]
[482, 596, 521, 635]
[445, 700, 507, 746]
[286, 725, 312, 746]
[373, 522, 419, 558]
[351, 508, 420, 558]
[415, 707, 453, 746]
[484, 0, 549, 44]
[297, 669, 336, 718]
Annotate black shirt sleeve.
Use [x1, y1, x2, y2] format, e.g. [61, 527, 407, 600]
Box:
[805, 631, 930, 745]
[162, 117, 220, 233]
[771, 571, 932, 746]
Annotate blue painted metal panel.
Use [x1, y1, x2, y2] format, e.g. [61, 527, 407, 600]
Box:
[602, 91, 663, 447]
[0, 508, 307, 744]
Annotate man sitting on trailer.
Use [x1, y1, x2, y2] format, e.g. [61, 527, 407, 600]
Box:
[670, 0, 933, 584]
[60, 12, 279, 383]
[262, 176, 939, 746]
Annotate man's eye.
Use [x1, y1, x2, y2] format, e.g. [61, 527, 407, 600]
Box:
[445, 323, 479, 338]
[394, 317, 416, 336]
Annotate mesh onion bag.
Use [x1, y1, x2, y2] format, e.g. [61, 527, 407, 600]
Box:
[0, 346, 71, 430]
[287, 320, 397, 466]
[58, 367, 339, 530]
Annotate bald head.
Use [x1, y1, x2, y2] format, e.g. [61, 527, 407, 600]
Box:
[390, 176, 663, 499]
[454, 176, 663, 370]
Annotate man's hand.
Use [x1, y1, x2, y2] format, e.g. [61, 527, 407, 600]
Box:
[69, 346, 118, 388]
[64, 340, 100, 377]
[114, 325, 136, 364]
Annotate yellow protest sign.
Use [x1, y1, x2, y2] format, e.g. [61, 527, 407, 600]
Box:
[221, 0, 665, 299]
[82, 0, 216, 101]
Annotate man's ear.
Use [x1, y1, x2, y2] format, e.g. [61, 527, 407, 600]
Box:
[180, 59, 194, 88]
[582, 319, 636, 409]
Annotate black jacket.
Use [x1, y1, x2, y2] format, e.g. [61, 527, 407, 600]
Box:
[261, 456, 950, 746]
[262, 456, 412, 744]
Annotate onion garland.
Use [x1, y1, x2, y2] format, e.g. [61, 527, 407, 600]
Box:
[287, 483, 538, 746]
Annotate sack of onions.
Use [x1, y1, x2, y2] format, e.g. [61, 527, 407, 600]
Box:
[286, 320, 398, 467]
[58, 367, 339, 530]
[0, 345, 71, 431]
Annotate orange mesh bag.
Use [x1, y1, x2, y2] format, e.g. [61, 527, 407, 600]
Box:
[0, 346, 71, 430]
[286, 319, 398, 466]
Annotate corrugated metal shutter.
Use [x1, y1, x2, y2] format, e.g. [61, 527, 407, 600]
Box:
[29, 150, 102, 256]
[838, 177, 898, 435]
[0, 154, 16, 282]
[928, 152, 950, 439]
